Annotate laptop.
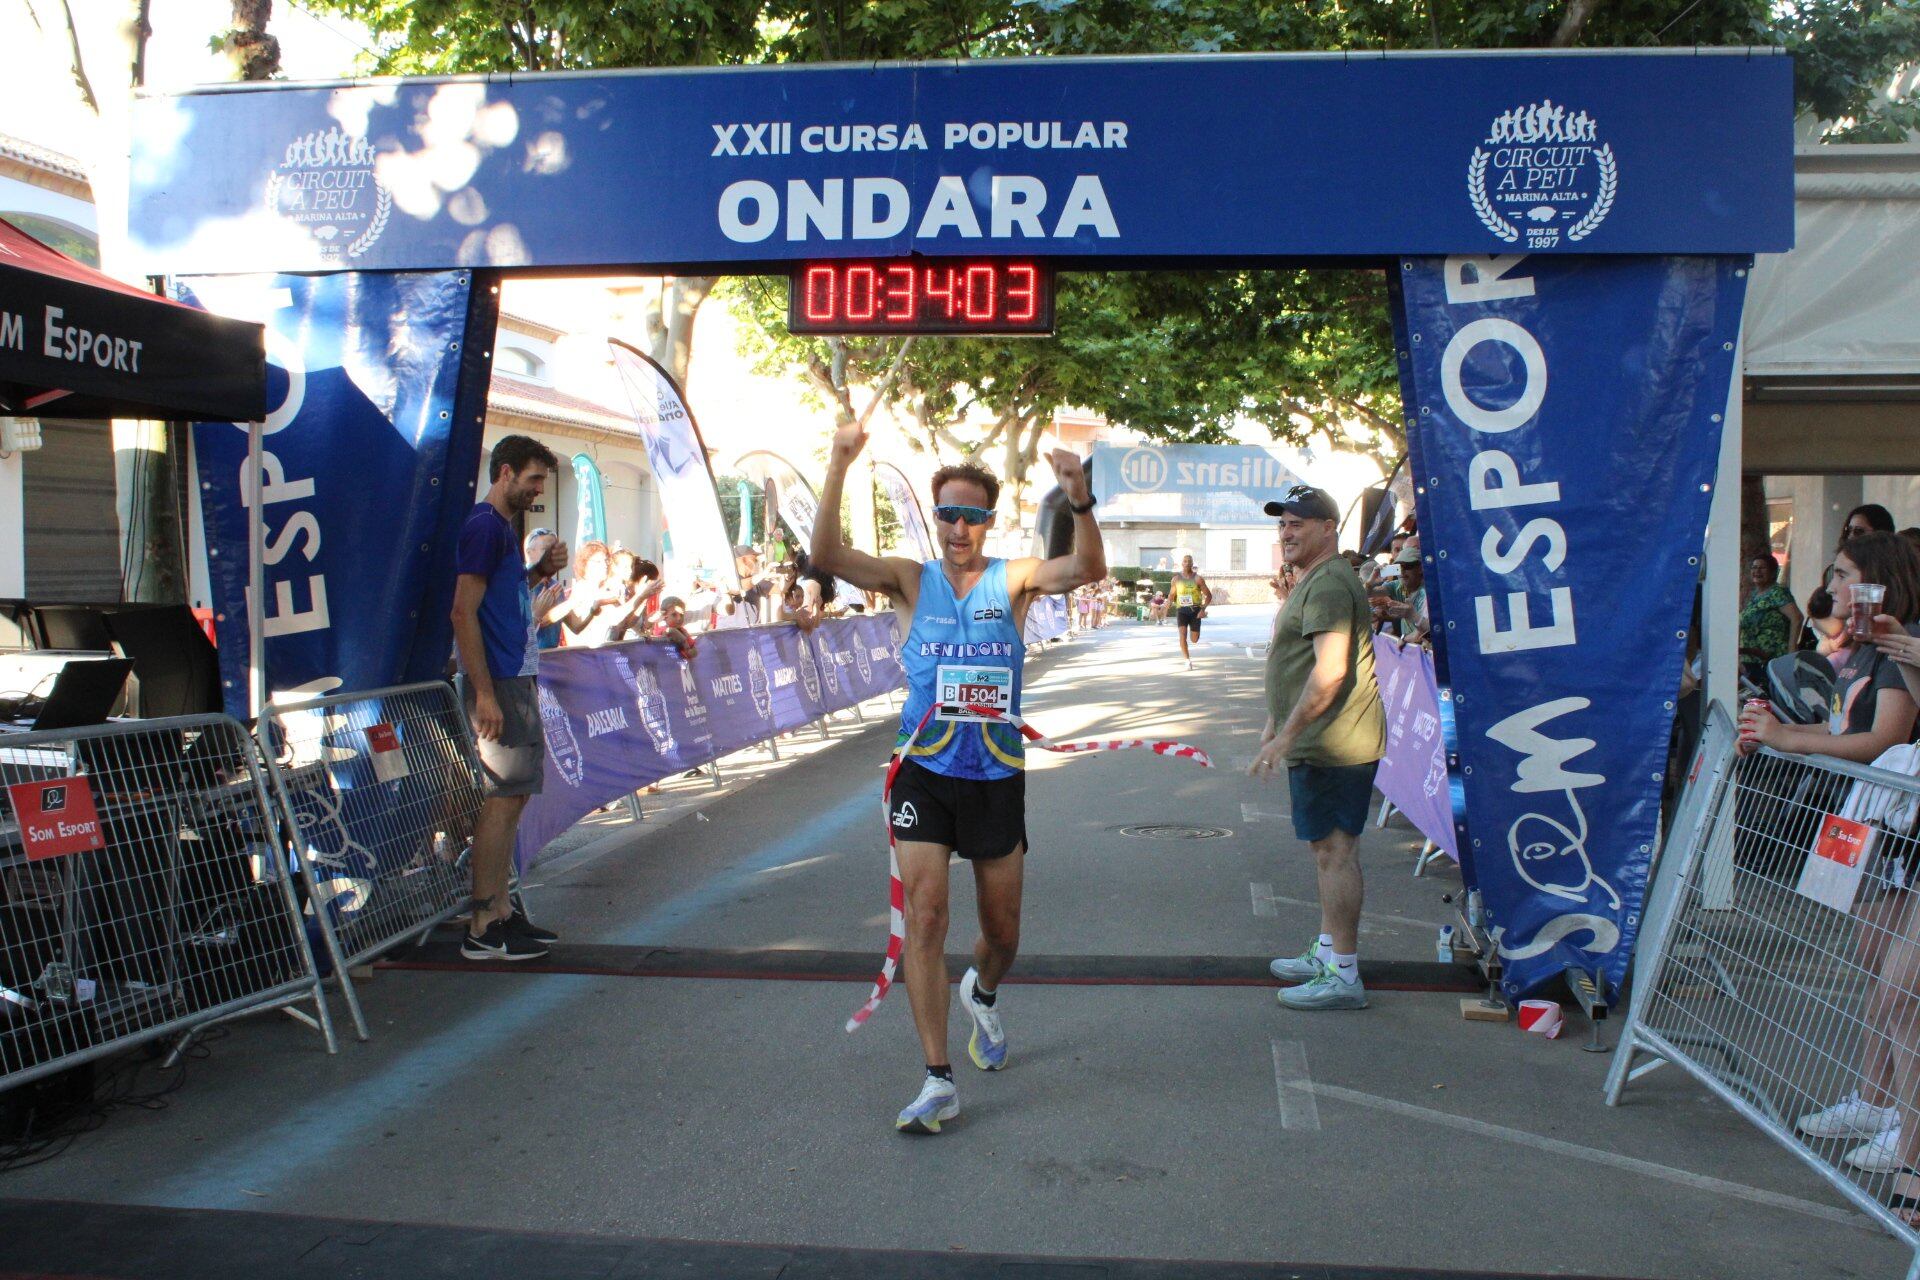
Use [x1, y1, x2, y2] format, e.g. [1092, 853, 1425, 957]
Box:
[14, 658, 134, 731]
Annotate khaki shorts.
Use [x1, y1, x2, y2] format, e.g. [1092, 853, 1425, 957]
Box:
[460, 675, 545, 798]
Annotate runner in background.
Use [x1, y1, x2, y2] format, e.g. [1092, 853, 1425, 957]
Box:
[1170, 555, 1213, 670]
[812, 422, 1104, 1136]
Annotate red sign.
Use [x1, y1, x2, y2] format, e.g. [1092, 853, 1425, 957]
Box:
[1812, 814, 1872, 868]
[6, 777, 105, 861]
[366, 722, 408, 783]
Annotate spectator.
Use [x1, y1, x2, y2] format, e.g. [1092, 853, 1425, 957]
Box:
[718, 545, 775, 630]
[652, 595, 698, 659]
[1841, 504, 1897, 549]
[450, 435, 563, 961]
[1737, 553, 1801, 683]
[1797, 537, 1920, 1195]
[1376, 545, 1429, 643]
[1902, 527, 1920, 558]
[779, 576, 820, 633]
[1251, 484, 1384, 1012]
[524, 528, 571, 650]
[1075, 584, 1092, 632]
[1090, 577, 1109, 629]
[1741, 532, 1920, 765]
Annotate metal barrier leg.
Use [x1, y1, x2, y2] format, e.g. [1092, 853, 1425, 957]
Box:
[624, 792, 646, 820]
[1375, 795, 1395, 828]
[708, 760, 723, 790]
[1413, 840, 1441, 878]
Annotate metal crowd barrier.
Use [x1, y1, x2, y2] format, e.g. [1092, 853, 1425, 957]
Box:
[260, 681, 485, 1043]
[0, 714, 334, 1093]
[1609, 704, 1920, 1272]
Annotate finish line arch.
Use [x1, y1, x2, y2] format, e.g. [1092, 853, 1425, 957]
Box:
[135, 50, 1791, 1005]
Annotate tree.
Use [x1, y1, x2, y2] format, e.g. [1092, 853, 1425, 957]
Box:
[215, 0, 280, 80]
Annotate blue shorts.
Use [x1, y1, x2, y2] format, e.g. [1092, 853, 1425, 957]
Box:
[1287, 761, 1379, 842]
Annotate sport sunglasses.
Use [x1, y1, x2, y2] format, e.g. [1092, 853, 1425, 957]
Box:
[933, 504, 995, 527]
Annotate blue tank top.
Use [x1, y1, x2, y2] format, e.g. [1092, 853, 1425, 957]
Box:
[897, 559, 1025, 779]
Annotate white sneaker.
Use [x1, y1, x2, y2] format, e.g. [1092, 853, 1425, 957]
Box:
[1845, 1125, 1903, 1173]
[894, 1075, 960, 1135]
[1798, 1092, 1900, 1140]
[959, 967, 1007, 1070]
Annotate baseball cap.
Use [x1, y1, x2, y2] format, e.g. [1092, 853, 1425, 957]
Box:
[1263, 484, 1339, 522]
[1394, 545, 1423, 566]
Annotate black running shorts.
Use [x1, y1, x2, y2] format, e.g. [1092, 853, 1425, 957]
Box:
[1176, 605, 1203, 634]
[887, 759, 1027, 861]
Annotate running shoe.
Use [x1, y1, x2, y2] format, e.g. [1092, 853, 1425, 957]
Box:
[1276, 969, 1368, 1011]
[1798, 1093, 1900, 1140]
[1269, 946, 1327, 983]
[959, 967, 1008, 1070]
[1846, 1125, 1904, 1174]
[503, 909, 559, 945]
[895, 1076, 960, 1135]
[461, 919, 549, 962]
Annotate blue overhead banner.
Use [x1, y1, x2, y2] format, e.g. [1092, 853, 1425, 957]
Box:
[1090, 444, 1308, 505]
[1394, 254, 1746, 1002]
[186, 270, 494, 715]
[128, 53, 1791, 276]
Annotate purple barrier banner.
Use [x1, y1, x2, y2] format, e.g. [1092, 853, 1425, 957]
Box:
[516, 614, 904, 869]
[1024, 594, 1069, 645]
[1372, 636, 1458, 863]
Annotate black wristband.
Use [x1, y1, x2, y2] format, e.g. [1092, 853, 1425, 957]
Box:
[1069, 496, 1097, 514]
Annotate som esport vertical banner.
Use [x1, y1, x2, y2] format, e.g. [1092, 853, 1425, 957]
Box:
[185, 271, 495, 715]
[1394, 254, 1746, 1001]
[609, 341, 736, 589]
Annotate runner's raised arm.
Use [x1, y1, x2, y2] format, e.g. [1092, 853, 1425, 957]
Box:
[813, 422, 923, 607]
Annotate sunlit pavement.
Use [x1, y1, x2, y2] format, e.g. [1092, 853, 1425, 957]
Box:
[0, 608, 1901, 1279]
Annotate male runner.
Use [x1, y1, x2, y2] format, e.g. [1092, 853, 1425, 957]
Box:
[812, 424, 1103, 1135]
[1169, 555, 1213, 670]
[1249, 485, 1384, 1011]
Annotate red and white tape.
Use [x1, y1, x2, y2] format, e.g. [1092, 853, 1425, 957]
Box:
[845, 704, 1212, 1032]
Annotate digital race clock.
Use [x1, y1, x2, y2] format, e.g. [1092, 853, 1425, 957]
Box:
[787, 259, 1055, 336]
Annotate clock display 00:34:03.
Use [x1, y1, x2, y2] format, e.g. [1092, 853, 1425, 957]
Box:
[788, 260, 1055, 334]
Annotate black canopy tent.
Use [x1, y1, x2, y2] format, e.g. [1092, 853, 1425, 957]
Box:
[0, 217, 263, 422]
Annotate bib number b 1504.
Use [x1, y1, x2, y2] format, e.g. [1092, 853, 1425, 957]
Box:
[936, 664, 1012, 722]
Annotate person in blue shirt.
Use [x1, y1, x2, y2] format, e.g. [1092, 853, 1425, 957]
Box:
[451, 435, 565, 962]
[813, 422, 1103, 1136]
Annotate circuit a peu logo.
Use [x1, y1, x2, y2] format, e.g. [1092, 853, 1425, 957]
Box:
[1468, 100, 1616, 249]
[265, 127, 392, 261]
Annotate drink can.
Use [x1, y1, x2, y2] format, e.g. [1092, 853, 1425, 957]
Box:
[1436, 925, 1455, 963]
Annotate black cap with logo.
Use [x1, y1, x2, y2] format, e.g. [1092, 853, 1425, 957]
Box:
[1263, 484, 1340, 523]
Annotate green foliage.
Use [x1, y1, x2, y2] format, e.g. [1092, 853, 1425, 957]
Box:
[299, 0, 1917, 476]
[304, 0, 764, 73]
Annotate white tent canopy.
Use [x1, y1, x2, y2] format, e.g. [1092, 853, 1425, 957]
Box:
[1743, 145, 1920, 473]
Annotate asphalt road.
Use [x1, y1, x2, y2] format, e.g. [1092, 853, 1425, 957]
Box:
[0, 609, 1902, 1280]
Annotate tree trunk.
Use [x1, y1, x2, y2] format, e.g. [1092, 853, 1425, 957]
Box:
[649, 276, 713, 390]
[1548, 0, 1601, 47]
[218, 0, 280, 80]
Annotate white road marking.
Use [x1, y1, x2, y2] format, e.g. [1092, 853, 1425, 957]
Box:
[1303, 1082, 1869, 1230]
[1240, 802, 1289, 824]
[1271, 1040, 1322, 1131]
[1250, 884, 1415, 936]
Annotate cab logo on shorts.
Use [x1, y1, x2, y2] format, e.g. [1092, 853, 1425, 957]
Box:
[1469, 100, 1617, 249]
[891, 801, 918, 830]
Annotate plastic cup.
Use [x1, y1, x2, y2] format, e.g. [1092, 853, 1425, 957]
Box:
[1850, 582, 1887, 640]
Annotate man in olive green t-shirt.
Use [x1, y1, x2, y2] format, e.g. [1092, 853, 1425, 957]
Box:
[1249, 485, 1385, 1012]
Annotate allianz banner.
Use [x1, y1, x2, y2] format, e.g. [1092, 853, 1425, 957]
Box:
[1394, 254, 1746, 1001]
[185, 271, 495, 714]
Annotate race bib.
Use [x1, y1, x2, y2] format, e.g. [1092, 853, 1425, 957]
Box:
[936, 664, 1012, 721]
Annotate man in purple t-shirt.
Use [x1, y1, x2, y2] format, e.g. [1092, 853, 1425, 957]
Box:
[452, 434, 564, 961]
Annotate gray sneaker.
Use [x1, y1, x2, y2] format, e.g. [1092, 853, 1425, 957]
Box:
[1277, 969, 1368, 1011]
[1269, 946, 1326, 983]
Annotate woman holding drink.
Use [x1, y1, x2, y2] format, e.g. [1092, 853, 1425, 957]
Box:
[1740, 532, 1920, 763]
